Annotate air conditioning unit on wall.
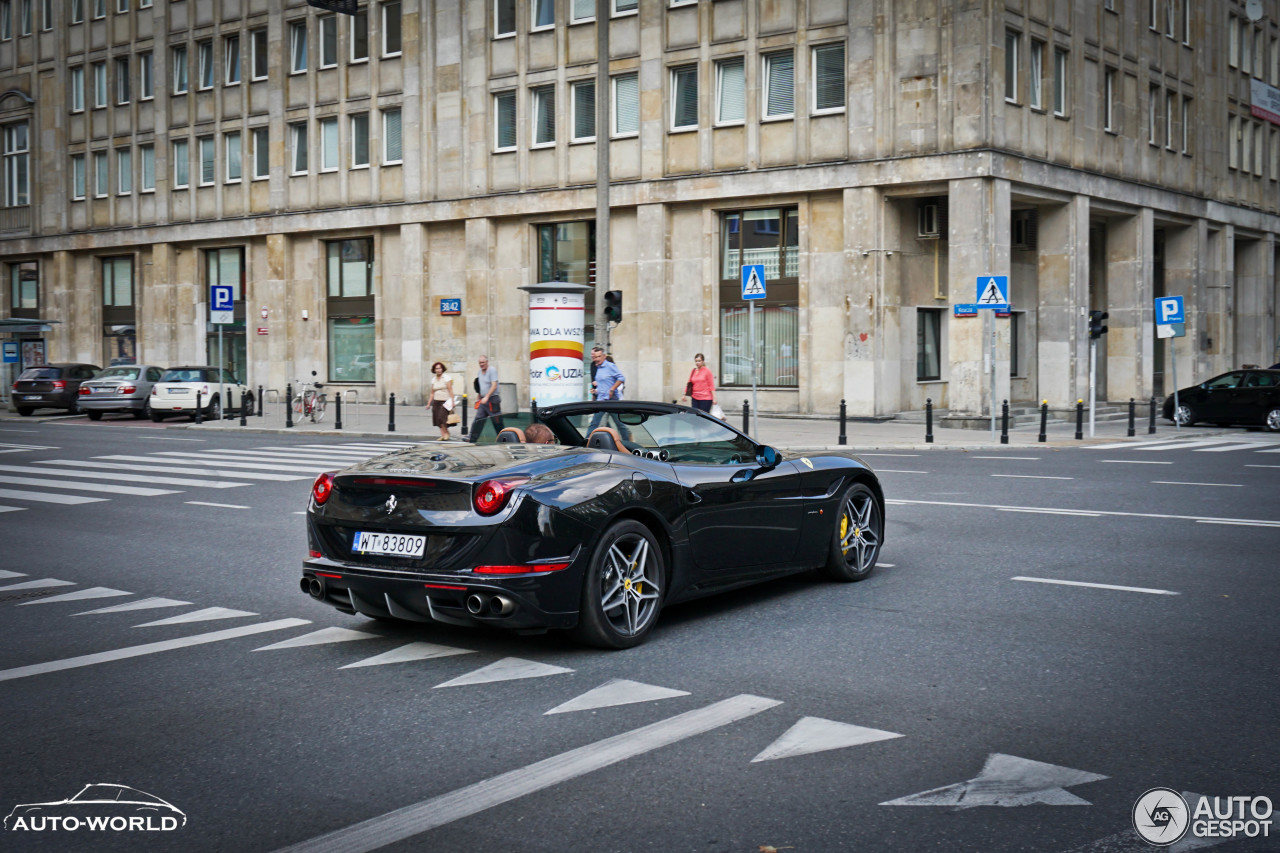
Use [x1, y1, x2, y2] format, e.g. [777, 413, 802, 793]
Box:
[1012, 209, 1038, 250]
[916, 197, 948, 239]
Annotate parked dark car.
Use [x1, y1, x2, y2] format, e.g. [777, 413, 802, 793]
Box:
[78, 364, 166, 420]
[11, 363, 102, 416]
[302, 401, 885, 649]
[1162, 368, 1280, 431]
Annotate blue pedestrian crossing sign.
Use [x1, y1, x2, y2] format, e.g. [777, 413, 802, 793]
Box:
[976, 275, 1009, 306]
[741, 265, 767, 301]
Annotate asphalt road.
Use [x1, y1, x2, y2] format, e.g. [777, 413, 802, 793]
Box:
[0, 419, 1277, 853]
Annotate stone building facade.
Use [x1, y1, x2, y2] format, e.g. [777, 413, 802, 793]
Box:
[1, 0, 1278, 416]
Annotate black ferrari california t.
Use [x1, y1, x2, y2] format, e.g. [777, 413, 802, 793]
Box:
[302, 401, 885, 648]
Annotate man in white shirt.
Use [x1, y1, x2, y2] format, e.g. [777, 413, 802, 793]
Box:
[472, 354, 504, 440]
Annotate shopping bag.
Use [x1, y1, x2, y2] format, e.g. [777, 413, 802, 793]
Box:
[710, 403, 725, 420]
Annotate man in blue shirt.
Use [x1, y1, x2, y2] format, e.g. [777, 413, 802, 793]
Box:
[588, 346, 625, 435]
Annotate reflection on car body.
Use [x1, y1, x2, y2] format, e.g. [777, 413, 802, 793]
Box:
[1163, 368, 1280, 431]
[302, 401, 885, 648]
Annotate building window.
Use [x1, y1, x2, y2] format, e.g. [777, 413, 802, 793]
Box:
[1181, 96, 1191, 154]
[139, 51, 153, 99]
[206, 246, 244, 303]
[571, 79, 595, 142]
[2, 121, 29, 206]
[71, 0, 83, 24]
[1254, 121, 1264, 175]
[351, 10, 368, 62]
[1271, 129, 1278, 181]
[251, 28, 268, 80]
[93, 149, 108, 196]
[719, 209, 799, 388]
[1148, 0, 1158, 30]
[1053, 48, 1067, 115]
[715, 57, 744, 124]
[531, 0, 552, 30]
[319, 14, 337, 68]
[18, 0, 29, 33]
[570, 0, 592, 23]
[102, 256, 133, 307]
[1103, 68, 1115, 132]
[1183, 0, 1191, 45]
[198, 40, 214, 89]
[225, 131, 241, 182]
[1165, 0, 1174, 38]
[72, 153, 86, 199]
[1243, 119, 1254, 174]
[613, 72, 639, 136]
[1004, 31, 1019, 102]
[1165, 90, 1175, 149]
[290, 122, 307, 173]
[320, 116, 339, 171]
[251, 127, 268, 179]
[172, 138, 188, 187]
[225, 35, 240, 85]
[1029, 40, 1043, 109]
[494, 0, 514, 37]
[326, 238, 376, 383]
[382, 109, 401, 164]
[115, 0, 124, 12]
[115, 56, 130, 104]
[1229, 115, 1239, 170]
[350, 113, 369, 167]
[493, 90, 516, 151]
[531, 85, 556, 146]
[1243, 23, 1254, 75]
[537, 221, 594, 290]
[763, 51, 795, 119]
[1229, 16, 1239, 68]
[917, 308, 942, 381]
[139, 0, 148, 7]
[1010, 312, 1025, 377]
[811, 43, 845, 113]
[670, 64, 698, 130]
[290, 21, 307, 73]
[0, 0, 10, 39]
[39, 0, 49, 30]
[8, 260, 38, 311]
[172, 45, 188, 94]
[92, 60, 107, 107]
[382, 1, 401, 56]
[140, 143, 154, 191]
[70, 66, 84, 112]
[1149, 84, 1159, 145]
[198, 136, 214, 185]
[115, 147, 131, 194]
[613, 0, 637, 13]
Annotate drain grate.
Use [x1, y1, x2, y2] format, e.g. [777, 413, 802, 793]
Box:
[0, 588, 66, 604]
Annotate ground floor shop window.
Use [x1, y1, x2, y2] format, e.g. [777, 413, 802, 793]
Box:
[325, 239, 375, 382]
[206, 327, 247, 382]
[102, 256, 135, 366]
[329, 317, 375, 381]
[8, 260, 37, 312]
[718, 208, 798, 387]
[917, 308, 942, 381]
[104, 326, 137, 366]
[719, 304, 798, 386]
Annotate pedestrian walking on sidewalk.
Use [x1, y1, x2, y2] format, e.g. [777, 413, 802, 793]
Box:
[681, 353, 717, 414]
[428, 362, 455, 441]
[588, 346, 626, 434]
[472, 354, 504, 441]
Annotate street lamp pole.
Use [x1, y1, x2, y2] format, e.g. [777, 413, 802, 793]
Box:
[594, 0, 611, 356]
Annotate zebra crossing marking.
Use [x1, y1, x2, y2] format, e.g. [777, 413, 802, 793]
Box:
[0, 474, 178, 497]
[133, 607, 258, 627]
[0, 463, 249, 489]
[75, 597, 192, 615]
[77, 457, 311, 479]
[139, 452, 334, 472]
[0, 488, 105, 505]
[17, 587, 132, 606]
[0, 578, 75, 592]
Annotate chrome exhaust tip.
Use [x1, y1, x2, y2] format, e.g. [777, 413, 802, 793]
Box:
[465, 594, 486, 616]
[308, 577, 325, 599]
[490, 595, 515, 617]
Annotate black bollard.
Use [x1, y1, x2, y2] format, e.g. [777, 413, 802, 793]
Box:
[257, 385, 264, 416]
[530, 398, 537, 422]
[387, 392, 396, 432]
[461, 393, 469, 440]
[1038, 400, 1048, 443]
[925, 398, 934, 444]
[1075, 399, 1084, 440]
[1148, 397, 1157, 434]
[1000, 399, 1009, 445]
[838, 399, 847, 445]
[742, 400, 750, 435]
[285, 383, 293, 428]
[334, 393, 343, 430]
[239, 392, 247, 427]
[1127, 398, 1136, 437]
[195, 390, 203, 425]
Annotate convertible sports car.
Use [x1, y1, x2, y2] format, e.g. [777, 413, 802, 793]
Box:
[302, 401, 884, 648]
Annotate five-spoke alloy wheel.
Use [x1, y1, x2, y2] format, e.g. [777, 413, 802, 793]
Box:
[573, 520, 664, 649]
[819, 482, 882, 582]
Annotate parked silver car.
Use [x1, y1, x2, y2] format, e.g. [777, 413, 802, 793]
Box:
[77, 364, 166, 420]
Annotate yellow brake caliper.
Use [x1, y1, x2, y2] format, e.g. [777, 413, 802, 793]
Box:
[840, 514, 850, 555]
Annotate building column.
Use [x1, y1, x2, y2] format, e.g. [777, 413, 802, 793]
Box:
[464, 217, 494, 387]
[1202, 226, 1233, 378]
[256, 234, 290, 395]
[634, 203, 668, 401]
[946, 176, 1011, 415]
[1162, 221, 1202, 396]
[1104, 208, 1154, 402]
[49, 250, 75, 362]
[840, 186, 897, 417]
[1036, 195, 1089, 407]
[142, 243, 175, 368]
[380, 223, 425, 405]
[1233, 235, 1272, 367]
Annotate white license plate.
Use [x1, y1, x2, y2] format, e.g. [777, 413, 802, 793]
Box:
[92, 387, 112, 394]
[167, 387, 189, 394]
[22, 395, 41, 400]
[352, 531, 426, 558]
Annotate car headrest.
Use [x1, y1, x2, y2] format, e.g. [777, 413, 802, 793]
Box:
[587, 427, 625, 451]
[497, 427, 526, 443]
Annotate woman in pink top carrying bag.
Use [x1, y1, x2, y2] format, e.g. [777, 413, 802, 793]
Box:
[681, 353, 717, 414]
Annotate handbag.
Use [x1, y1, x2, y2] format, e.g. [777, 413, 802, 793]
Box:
[447, 409, 460, 426]
[685, 380, 694, 397]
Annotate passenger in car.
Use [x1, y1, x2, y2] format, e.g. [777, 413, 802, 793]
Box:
[525, 423, 555, 444]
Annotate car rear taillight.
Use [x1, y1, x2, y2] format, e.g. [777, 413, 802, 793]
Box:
[52, 380, 66, 390]
[201, 384, 210, 395]
[311, 472, 336, 505]
[473, 477, 529, 516]
[120, 385, 136, 394]
[151, 386, 157, 396]
[79, 386, 92, 395]
[473, 563, 570, 576]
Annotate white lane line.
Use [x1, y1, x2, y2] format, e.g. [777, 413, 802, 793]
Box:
[0, 505, 25, 513]
[1245, 464, 1280, 469]
[1194, 442, 1273, 452]
[875, 469, 930, 474]
[997, 508, 1100, 517]
[185, 501, 250, 509]
[0, 429, 40, 433]
[253, 446, 376, 457]
[202, 449, 372, 462]
[858, 453, 921, 458]
[0, 570, 27, 579]
[145, 452, 336, 470]
[70, 458, 311, 480]
[1195, 519, 1280, 528]
[1100, 459, 1173, 465]
[1136, 440, 1232, 451]
[140, 436, 206, 442]
[972, 456, 1041, 460]
[0, 618, 310, 683]
[1084, 438, 1188, 450]
[0, 488, 105, 505]
[270, 694, 781, 853]
[0, 474, 177, 497]
[0, 578, 75, 592]
[887, 498, 1280, 527]
[1257, 447, 1280, 453]
[1013, 576, 1179, 596]
[0, 463, 247, 489]
[1152, 481, 1242, 488]
[991, 474, 1074, 480]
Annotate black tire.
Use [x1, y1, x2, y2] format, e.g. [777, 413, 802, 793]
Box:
[16, 407, 32, 416]
[1173, 403, 1197, 427]
[818, 482, 883, 582]
[572, 520, 665, 649]
[86, 411, 103, 421]
[1266, 407, 1280, 433]
[149, 411, 165, 423]
[67, 399, 80, 415]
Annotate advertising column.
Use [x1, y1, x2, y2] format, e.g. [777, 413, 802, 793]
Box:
[519, 282, 592, 408]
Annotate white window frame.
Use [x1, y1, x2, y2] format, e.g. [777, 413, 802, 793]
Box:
[1229, 115, 1239, 170]
[39, 0, 49, 31]
[1148, 84, 1159, 146]
[139, 51, 153, 100]
[139, 143, 154, 192]
[531, 0, 553, 32]
[319, 116, 339, 172]
[1254, 121, 1264, 176]
[72, 153, 86, 200]
[1181, 96, 1191, 154]
[1242, 21, 1253, 75]
[225, 35, 240, 85]
[2, 122, 29, 206]
[1029, 40, 1043, 110]
[493, 90, 517, 151]
[289, 121, 308, 174]
[18, 0, 29, 35]
[115, 0, 125, 12]
[570, 79, 596, 142]
[762, 51, 795, 120]
[810, 43, 845, 115]
[612, 72, 639, 137]
[381, 1, 401, 57]
[714, 57, 745, 126]
[198, 136, 215, 186]
[1164, 90, 1174, 150]
[93, 149, 108, 197]
[251, 28, 269, 80]
[1053, 47, 1067, 116]
[114, 56, 129, 104]
[569, 0, 593, 24]
[251, 127, 269, 179]
[1103, 68, 1115, 132]
[224, 131, 241, 183]
[381, 108, 402, 164]
[612, 0, 637, 16]
[670, 64, 698, 131]
[197, 40, 214, 90]
[172, 45, 188, 94]
[115, 147, 131, 194]
[172, 138, 189, 188]
[1004, 31, 1019, 103]
[71, 0, 83, 24]
[1229, 16, 1240, 68]
[1164, 0, 1174, 38]
[350, 10, 368, 63]
[290, 21, 307, 74]
[350, 113, 370, 168]
[319, 14, 337, 69]
[70, 65, 85, 113]
[92, 60, 107, 108]
[531, 85, 556, 147]
[494, 0, 515, 38]
[1271, 128, 1278, 181]
[1182, 0, 1191, 45]
[1148, 0, 1158, 31]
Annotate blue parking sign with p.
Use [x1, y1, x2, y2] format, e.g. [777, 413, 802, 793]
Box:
[1155, 295, 1184, 324]
[211, 285, 234, 311]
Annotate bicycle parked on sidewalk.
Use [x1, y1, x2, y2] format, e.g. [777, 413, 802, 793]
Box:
[292, 372, 328, 424]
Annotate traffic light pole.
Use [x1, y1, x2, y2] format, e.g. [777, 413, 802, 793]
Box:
[1088, 337, 1096, 437]
[593, 0, 610, 356]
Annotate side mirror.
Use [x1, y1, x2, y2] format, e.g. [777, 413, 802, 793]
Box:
[755, 445, 780, 469]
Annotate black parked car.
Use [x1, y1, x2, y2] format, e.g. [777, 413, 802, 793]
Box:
[302, 401, 885, 648]
[1162, 368, 1280, 431]
[11, 363, 102, 416]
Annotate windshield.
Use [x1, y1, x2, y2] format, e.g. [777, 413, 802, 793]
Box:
[160, 368, 213, 382]
[97, 367, 140, 379]
[18, 367, 61, 380]
[564, 410, 756, 464]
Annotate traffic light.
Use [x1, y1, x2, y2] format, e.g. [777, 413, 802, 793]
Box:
[1088, 310, 1109, 339]
[603, 290, 623, 323]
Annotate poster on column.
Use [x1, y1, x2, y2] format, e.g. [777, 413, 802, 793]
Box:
[528, 289, 586, 408]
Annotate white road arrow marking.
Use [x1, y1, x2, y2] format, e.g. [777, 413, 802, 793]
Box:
[545, 679, 690, 715]
[17, 587, 131, 606]
[255, 627, 381, 651]
[74, 596, 192, 615]
[881, 753, 1107, 808]
[751, 716, 903, 762]
[434, 657, 573, 688]
[0, 570, 29, 579]
[0, 578, 75, 592]
[340, 642, 473, 668]
[133, 606, 257, 627]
